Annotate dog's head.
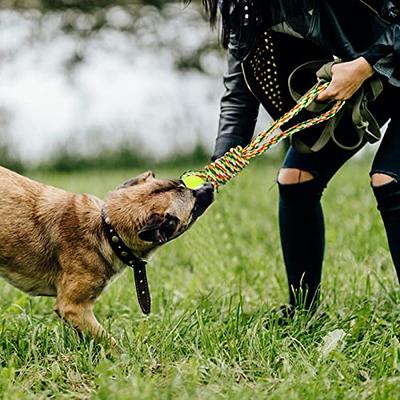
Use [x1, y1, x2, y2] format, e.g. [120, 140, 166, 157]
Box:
[105, 171, 214, 255]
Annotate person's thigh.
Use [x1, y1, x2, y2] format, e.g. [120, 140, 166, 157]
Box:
[281, 115, 365, 186]
[371, 117, 400, 180]
[371, 86, 400, 180]
[274, 34, 364, 182]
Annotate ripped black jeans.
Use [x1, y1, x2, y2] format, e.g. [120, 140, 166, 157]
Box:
[279, 83, 400, 308]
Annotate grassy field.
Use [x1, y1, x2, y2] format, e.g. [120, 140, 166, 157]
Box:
[0, 157, 399, 399]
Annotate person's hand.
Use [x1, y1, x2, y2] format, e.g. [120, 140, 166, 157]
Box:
[316, 57, 374, 102]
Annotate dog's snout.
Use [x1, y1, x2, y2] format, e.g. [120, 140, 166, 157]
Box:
[193, 183, 214, 205]
[194, 182, 214, 195]
[190, 183, 214, 221]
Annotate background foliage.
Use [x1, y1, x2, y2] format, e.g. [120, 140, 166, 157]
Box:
[0, 0, 194, 10]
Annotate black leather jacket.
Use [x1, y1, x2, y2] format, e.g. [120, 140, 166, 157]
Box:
[213, 0, 400, 160]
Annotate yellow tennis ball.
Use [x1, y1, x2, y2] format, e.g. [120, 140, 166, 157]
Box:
[182, 175, 206, 190]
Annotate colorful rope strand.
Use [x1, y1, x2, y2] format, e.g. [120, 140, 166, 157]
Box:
[182, 82, 345, 190]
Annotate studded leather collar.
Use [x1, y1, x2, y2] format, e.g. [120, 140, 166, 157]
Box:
[101, 207, 151, 314]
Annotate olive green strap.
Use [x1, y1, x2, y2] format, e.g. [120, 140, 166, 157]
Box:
[288, 59, 383, 154]
[288, 59, 338, 113]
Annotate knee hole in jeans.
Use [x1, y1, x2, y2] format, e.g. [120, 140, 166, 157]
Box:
[278, 168, 315, 185]
[371, 173, 396, 188]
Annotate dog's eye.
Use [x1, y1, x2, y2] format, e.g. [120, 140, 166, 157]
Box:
[178, 181, 187, 190]
[163, 218, 178, 236]
[166, 219, 177, 229]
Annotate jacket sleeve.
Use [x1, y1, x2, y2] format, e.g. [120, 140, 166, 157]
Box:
[212, 51, 260, 161]
[362, 23, 400, 87]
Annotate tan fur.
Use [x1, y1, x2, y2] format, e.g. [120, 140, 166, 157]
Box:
[0, 166, 212, 345]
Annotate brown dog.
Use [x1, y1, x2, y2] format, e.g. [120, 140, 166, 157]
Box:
[0, 166, 213, 344]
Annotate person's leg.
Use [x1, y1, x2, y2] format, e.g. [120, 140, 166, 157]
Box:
[371, 178, 400, 281]
[278, 169, 325, 309]
[278, 116, 366, 309]
[370, 89, 400, 281]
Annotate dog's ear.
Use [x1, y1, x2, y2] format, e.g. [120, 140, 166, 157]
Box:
[117, 171, 155, 190]
[138, 213, 167, 244]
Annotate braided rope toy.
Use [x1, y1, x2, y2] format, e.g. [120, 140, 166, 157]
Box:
[181, 81, 345, 190]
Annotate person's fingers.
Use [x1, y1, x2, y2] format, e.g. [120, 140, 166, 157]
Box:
[316, 90, 329, 102]
[316, 85, 336, 102]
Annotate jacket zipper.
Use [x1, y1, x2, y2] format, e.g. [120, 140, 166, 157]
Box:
[241, 62, 264, 106]
[358, 0, 390, 24]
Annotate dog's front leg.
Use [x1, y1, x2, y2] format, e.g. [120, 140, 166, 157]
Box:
[54, 299, 117, 346]
[54, 300, 117, 347]
[54, 267, 117, 347]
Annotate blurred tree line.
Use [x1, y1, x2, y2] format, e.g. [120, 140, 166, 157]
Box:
[0, 0, 197, 10]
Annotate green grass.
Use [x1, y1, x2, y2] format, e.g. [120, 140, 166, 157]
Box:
[0, 157, 399, 399]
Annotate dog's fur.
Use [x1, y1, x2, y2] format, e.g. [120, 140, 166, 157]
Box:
[0, 166, 213, 344]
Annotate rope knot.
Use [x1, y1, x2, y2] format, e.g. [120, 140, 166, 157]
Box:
[204, 146, 249, 189]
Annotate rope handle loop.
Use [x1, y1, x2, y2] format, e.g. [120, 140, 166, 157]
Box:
[182, 81, 345, 190]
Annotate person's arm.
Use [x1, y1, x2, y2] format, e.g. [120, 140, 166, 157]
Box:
[212, 51, 260, 161]
[318, 22, 400, 101]
[362, 22, 400, 86]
